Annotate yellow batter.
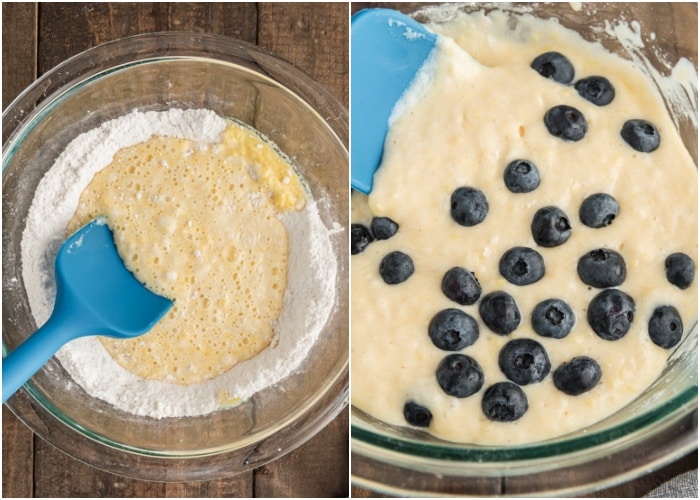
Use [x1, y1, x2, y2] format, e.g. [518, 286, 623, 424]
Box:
[351, 10, 697, 444]
[68, 121, 306, 385]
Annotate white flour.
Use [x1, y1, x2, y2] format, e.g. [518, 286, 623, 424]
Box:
[21, 108, 339, 418]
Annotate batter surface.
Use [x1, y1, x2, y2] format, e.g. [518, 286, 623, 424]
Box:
[68, 121, 306, 385]
[351, 9, 697, 444]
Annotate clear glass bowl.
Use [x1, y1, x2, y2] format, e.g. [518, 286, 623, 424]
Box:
[3, 32, 348, 481]
[351, 3, 697, 496]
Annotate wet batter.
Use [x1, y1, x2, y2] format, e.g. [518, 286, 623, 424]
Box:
[68, 121, 306, 385]
[351, 9, 697, 444]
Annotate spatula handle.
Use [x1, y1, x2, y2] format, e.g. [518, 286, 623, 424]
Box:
[2, 314, 73, 403]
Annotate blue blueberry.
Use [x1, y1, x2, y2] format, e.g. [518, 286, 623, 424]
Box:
[371, 216, 399, 240]
[436, 354, 484, 398]
[575, 76, 615, 106]
[579, 193, 619, 228]
[621, 119, 660, 153]
[351, 224, 373, 255]
[403, 401, 432, 427]
[531, 298, 575, 339]
[553, 357, 602, 396]
[648, 305, 684, 349]
[665, 253, 695, 290]
[441, 267, 481, 305]
[481, 381, 528, 422]
[504, 159, 541, 193]
[587, 289, 635, 341]
[428, 308, 479, 351]
[499, 247, 545, 286]
[498, 338, 551, 386]
[531, 206, 572, 248]
[450, 187, 489, 227]
[379, 251, 414, 284]
[544, 105, 587, 141]
[530, 52, 575, 84]
[479, 291, 521, 336]
[577, 248, 627, 288]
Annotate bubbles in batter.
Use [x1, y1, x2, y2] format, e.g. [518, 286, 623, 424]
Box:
[67, 120, 306, 385]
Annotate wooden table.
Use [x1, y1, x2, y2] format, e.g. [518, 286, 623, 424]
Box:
[349, 2, 697, 498]
[2, 3, 348, 497]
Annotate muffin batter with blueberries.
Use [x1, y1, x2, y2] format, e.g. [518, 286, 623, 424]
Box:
[351, 9, 697, 444]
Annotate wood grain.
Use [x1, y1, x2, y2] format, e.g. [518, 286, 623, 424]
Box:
[1, 2, 37, 109]
[2, 3, 348, 497]
[255, 410, 350, 498]
[259, 2, 349, 107]
[1, 3, 38, 498]
[2, 406, 34, 497]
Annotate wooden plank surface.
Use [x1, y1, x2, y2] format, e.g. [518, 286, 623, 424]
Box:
[2, 3, 348, 498]
[349, 2, 698, 498]
[1, 2, 37, 109]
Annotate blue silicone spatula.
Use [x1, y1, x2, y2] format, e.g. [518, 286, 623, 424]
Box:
[351, 8, 437, 194]
[2, 218, 173, 403]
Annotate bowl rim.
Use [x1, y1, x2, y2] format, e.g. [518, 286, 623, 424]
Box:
[4, 31, 349, 147]
[351, 331, 698, 462]
[351, 402, 697, 497]
[3, 31, 349, 481]
[351, 390, 698, 464]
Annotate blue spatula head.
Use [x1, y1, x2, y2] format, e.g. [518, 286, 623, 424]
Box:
[351, 8, 437, 194]
[2, 218, 172, 403]
[56, 218, 173, 336]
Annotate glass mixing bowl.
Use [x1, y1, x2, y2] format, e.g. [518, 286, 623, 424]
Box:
[351, 3, 697, 496]
[3, 32, 348, 481]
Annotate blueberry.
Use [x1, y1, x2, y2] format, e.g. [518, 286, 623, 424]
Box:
[498, 338, 551, 385]
[621, 119, 660, 153]
[648, 305, 684, 349]
[530, 52, 575, 84]
[481, 381, 528, 422]
[371, 216, 399, 240]
[499, 247, 545, 286]
[441, 267, 481, 305]
[587, 289, 635, 341]
[665, 252, 695, 290]
[351, 224, 373, 255]
[379, 251, 414, 284]
[577, 248, 627, 288]
[428, 308, 479, 351]
[450, 187, 489, 227]
[553, 357, 602, 396]
[504, 159, 541, 193]
[403, 401, 432, 427]
[436, 354, 484, 398]
[575, 76, 615, 106]
[579, 193, 619, 228]
[544, 105, 588, 141]
[531, 298, 575, 339]
[531, 206, 572, 247]
[479, 291, 521, 335]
